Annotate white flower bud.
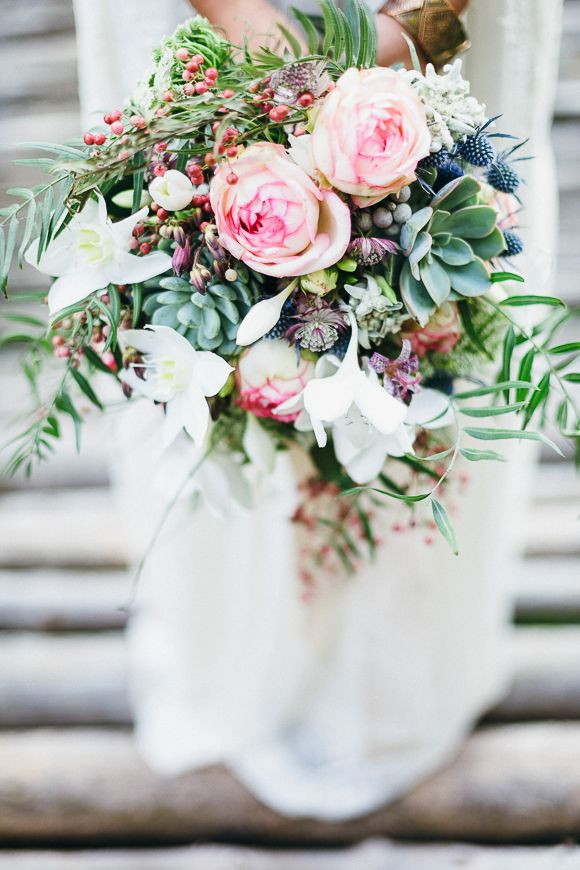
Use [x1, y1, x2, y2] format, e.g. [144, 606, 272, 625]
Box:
[149, 170, 194, 211]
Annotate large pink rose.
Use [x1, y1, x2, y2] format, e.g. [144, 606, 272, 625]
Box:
[236, 339, 314, 423]
[311, 67, 431, 206]
[210, 143, 351, 278]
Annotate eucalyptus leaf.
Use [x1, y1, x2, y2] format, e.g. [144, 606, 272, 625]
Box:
[431, 499, 458, 555]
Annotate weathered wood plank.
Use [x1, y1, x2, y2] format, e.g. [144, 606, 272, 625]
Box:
[0, 0, 74, 42]
[0, 571, 128, 631]
[2, 625, 579, 727]
[0, 842, 577, 870]
[513, 557, 580, 620]
[2, 724, 580, 844]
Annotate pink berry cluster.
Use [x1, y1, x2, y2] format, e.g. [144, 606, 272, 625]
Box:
[168, 48, 219, 100]
[83, 109, 147, 149]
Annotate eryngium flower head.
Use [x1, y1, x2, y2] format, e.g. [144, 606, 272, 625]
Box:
[347, 236, 398, 266]
[270, 61, 331, 104]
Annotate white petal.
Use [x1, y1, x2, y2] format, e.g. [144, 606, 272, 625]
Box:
[25, 230, 75, 278]
[48, 268, 110, 316]
[343, 437, 390, 484]
[109, 250, 171, 284]
[311, 414, 328, 448]
[287, 133, 316, 177]
[109, 206, 150, 250]
[354, 374, 408, 435]
[194, 351, 233, 397]
[236, 284, 294, 346]
[303, 371, 355, 423]
[243, 413, 276, 475]
[162, 394, 189, 447]
[407, 388, 453, 428]
[182, 384, 211, 446]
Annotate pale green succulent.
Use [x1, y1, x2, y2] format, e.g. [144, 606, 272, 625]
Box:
[142, 269, 262, 356]
[399, 176, 505, 325]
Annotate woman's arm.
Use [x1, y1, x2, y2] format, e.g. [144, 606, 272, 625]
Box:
[190, 0, 468, 69]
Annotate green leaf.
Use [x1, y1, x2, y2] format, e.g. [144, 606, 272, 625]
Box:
[400, 207, 433, 254]
[522, 371, 550, 429]
[431, 176, 481, 211]
[342, 485, 430, 504]
[501, 295, 565, 308]
[516, 347, 536, 402]
[438, 206, 497, 239]
[131, 284, 143, 328]
[431, 499, 458, 555]
[463, 426, 564, 457]
[420, 256, 450, 305]
[132, 151, 145, 214]
[71, 367, 104, 410]
[337, 7, 354, 67]
[446, 257, 492, 297]
[548, 342, 580, 355]
[321, 0, 344, 57]
[458, 300, 494, 361]
[83, 345, 116, 375]
[17, 198, 37, 268]
[469, 227, 506, 260]
[454, 380, 536, 400]
[54, 390, 83, 451]
[459, 402, 524, 417]
[563, 373, 580, 383]
[460, 447, 506, 462]
[400, 261, 436, 326]
[278, 23, 302, 57]
[501, 325, 516, 402]
[291, 7, 319, 54]
[490, 271, 525, 283]
[1, 216, 18, 291]
[433, 237, 473, 266]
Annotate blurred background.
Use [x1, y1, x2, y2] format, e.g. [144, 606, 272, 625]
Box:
[0, 0, 579, 867]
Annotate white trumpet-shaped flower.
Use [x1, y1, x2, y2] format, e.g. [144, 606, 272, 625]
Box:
[236, 281, 296, 346]
[119, 325, 233, 447]
[148, 170, 194, 211]
[301, 313, 408, 446]
[25, 196, 171, 316]
[333, 387, 454, 484]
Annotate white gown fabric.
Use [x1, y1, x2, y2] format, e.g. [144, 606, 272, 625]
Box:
[73, 0, 562, 820]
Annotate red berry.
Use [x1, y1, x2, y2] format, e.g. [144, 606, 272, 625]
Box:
[103, 113, 113, 125]
[182, 70, 193, 82]
[132, 223, 145, 236]
[298, 92, 314, 108]
[203, 201, 213, 212]
[262, 87, 274, 98]
[156, 208, 169, 221]
[226, 145, 238, 157]
[93, 132, 106, 146]
[153, 165, 166, 176]
[183, 83, 195, 96]
[186, 60, 199, 73]
[262, 102, 274, 113]
[139, 242, 151, 254]
[129, 238, 139, 250]
[218, 106, 228, 114]
[110, 109, 122, 121]
[192, 194, 204, 207]
[162, 90, 174, 102]
[193, 54, 205, 65]
[155, 107, 167, 117]
[195, 81, 209, 95]
[199, 221, 210, 231]
[205, 67, 218, 81]
[110, 121, 124, 135]
[83, 132, 95, 146]
[249, 82, 260, 93]
[176, 48, 189, 61]
[217, 144, 225, 155]
[154, 141, 167, 152]
[221, 89, 235, 98]
[226, 172, 238, 185]
[204, 153, 216, 166]
[226, 127, 238, 139]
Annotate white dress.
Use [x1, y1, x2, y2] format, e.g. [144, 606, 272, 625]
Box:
[73, 0, 562, 820]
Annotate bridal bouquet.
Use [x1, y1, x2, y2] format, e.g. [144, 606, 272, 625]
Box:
[2, 1, 578, 569]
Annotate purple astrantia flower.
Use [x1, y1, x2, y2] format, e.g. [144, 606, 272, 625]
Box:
[369, 340, 421, 400]
[347, 236, 399, 266]
[286, 296, 347, 353]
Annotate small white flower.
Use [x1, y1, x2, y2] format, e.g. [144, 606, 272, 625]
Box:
[26, 196, 171, 316]
[301, 313, 407, 446]
[236, 281, 296, 346]
[119, 325, 233, 447]
[149, 169, 194, 211]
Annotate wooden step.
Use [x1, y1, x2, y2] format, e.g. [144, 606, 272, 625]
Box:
[513, 557, 580, 620]
[1, 723, 580, 844]
[0, 842, 577, 869]
[0, 626, 578, 728]
[0, 570, 128, 631]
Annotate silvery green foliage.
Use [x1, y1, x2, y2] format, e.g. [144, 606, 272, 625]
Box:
[143, 269, 262, 355]
[405, 59, 487, 153]
[400, 176, 505, 325]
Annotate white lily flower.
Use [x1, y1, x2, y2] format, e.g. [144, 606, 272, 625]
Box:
[274, 353, 339, 447]
[302, 313, 407, 446]
[236, 281, 296, 346]
[25, 196, 171, 316]
[148, 169, 194, 211]
[333, 387, 454, 484]
[119, 325, 233, 447]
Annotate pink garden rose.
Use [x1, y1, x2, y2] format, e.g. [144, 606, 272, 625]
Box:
[403, 302, 461, 357]
[311, 67, 431, 207]
[210, 143, 351, 278]
[236, 339, 314, 423]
